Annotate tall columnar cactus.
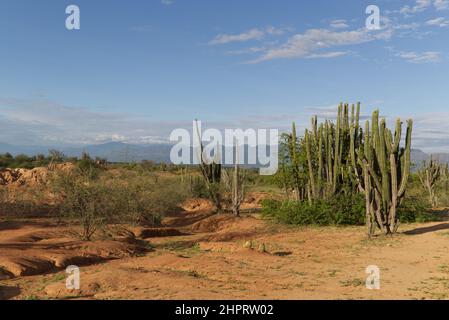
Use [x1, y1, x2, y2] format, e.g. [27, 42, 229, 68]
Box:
[194, 120, 223, 213]
[303, 102, 361, 202]
[289, 122, 306, 201]
[360, 111, 413, 236]
[418, 157, 443, 208]
[304, 129, 317, 200]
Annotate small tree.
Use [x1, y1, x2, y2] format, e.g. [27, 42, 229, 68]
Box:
[51, 170, 109, 241]
[47, 149, 65, 170]
[418, 157, 443, 208]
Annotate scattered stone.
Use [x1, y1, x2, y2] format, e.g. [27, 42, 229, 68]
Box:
[257, 243, 266, 253]
[243, 241, 253, 249]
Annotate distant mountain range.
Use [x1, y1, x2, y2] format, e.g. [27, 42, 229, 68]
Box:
[0, 142, 172, 163]
[0, 141, 448, 166]
[411, 149, 449, 168]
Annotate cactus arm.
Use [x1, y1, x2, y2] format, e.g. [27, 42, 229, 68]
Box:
[389, 152, 398, 231]
[305, 130, 317, 199]
[333, 104, 342, 193]
[377, 118, 391, 212]
[372, 110, 380, 151]
[317, 124, 324, 195]
[398, 119, 412, 198]
[363, 161, 373, 236]
[393, 119, 402, 153]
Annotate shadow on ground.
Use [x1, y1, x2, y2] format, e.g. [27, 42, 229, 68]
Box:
[403, 223, 449, 235]
[0, 286, 21, 300]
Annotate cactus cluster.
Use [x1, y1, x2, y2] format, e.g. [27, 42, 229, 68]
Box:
[285, 103, 413, 236]
[292, 103, 361, 203]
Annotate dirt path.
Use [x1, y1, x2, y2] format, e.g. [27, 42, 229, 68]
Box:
[2, 211, 449, 300]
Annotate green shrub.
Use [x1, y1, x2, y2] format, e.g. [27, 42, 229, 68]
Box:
[262, 190, 440, 226]
[261, 193, 365, 226]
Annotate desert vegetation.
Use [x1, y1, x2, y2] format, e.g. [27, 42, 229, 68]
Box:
[1, 104, 449, 300]
[2, 104, 448, 241]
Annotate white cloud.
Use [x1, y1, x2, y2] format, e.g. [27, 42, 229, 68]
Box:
[209, 28, 265, 45]
[413, 112, 449, 152]
[400, 0, 432, 15]
[209, 26, 290, 45]
[247, 27, 393, 63]
[266, 26, 285, 35]
[1, 98, 448, 153]
[306, 51, 349, 59]
[329, 19, 349, 29]
[400, 0, 449, 14]
[226, 47, 267, 55]
[0, 98, 179, 146]
[0, 97, 300, 146]
[426, 17, 449, 26]
[434, 0, 449, 10]
[395, 51, 442, 63]
[394, 22, 421, 30]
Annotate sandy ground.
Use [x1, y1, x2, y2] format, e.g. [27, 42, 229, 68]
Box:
[2, 203, 449, 300]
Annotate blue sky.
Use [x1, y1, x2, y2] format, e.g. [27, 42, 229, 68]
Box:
[0, 0, 449, 151]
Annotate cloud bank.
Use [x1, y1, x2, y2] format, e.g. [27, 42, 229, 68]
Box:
[0, 98, 448, 153]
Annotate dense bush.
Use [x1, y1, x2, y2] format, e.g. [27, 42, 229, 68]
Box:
[262, 188, 440, 227]
[261, 193, 366, 226]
